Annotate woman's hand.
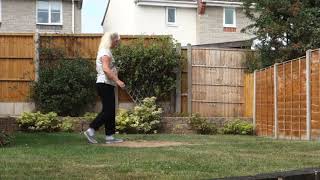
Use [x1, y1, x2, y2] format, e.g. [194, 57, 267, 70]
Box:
[116, 80, 125, 89]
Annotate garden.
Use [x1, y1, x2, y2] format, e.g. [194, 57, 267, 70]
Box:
[1, 36, 319, 180]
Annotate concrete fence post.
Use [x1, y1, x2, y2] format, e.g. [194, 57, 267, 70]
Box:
[187, 44, 192, 115]
[253, 70, 257, 129]
[306, 49, 312, 140]
[175, 43, 182, 113]
[34, 31, 40, 82]
[274, 64, 278, 139]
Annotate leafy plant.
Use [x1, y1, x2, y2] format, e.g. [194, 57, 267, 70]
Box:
[59, 117, 74, 132]
[32, 52, 97, 116]
[17, 112, 60, 132]
[116, 97, 162, 134]
[113, 37, 180, 100]
[244, 51, 261, 73]
[222, 119, 254, 135]
[83, 112, 98, 122]
[0, 131, 12, 147]
[189, 114, 217, 135]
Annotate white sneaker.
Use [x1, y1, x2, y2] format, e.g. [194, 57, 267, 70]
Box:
[84, 131, 98, 144]
[106, 136, 124, 144]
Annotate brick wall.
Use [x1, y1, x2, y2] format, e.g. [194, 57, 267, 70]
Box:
[0, 0, 81, 33]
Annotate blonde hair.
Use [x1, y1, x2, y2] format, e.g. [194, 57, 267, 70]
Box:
[98, 32, 120, 50]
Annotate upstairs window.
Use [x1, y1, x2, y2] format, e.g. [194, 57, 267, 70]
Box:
[166, 7, 176, 26]
[224, 7, 236, 27]
[37, 0, 62, 25]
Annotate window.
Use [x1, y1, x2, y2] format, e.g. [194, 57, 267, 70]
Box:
[223, 7, 236, 27]
[37, 0, 62, 25]
[166, 7, 176, 26]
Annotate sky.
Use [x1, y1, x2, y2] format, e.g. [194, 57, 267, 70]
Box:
[82, 0, 107, 33]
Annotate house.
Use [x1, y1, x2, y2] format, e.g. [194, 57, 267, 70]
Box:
[0, 0, 82, 33]
[101, 0, 255, 46]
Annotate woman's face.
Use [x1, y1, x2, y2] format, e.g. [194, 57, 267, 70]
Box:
[110, 38, 120, 49]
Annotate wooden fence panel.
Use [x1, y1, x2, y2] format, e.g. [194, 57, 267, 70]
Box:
[40, 34, 101, 59]
[0, 34, 35, 102]
[191, 48, 249, 117]
[277, 59, 306, 140]
[244, 73, 254, 117]
[255, 67, 274, 136]
[311, 50, 320, 139]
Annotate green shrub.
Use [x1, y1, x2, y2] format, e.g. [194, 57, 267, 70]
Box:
[0, 131, 12, 147]
[244, 51, 261, 73]
[116, 97, 162, 134]
[59, 117, 74, 132]
[189, 114, 217, 135]
[17, 112, 60, 132]
[32, 52, 97, 116]
[113, 37, 180, 100]
[83, 112, 98, 122]
[222, 119, 254, 135]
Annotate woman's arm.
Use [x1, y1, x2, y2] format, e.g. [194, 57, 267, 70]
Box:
[101, 56, 125, 88]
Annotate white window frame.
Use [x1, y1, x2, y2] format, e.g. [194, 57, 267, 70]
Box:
[223, 7, 236, 28]
[166, 7, 177, 27]
[36, 0, 63, 25]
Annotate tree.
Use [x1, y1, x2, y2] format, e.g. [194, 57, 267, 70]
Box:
[242, 0, 320, 69]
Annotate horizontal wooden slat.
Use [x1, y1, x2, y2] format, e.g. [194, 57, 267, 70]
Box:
[192, 100, 244, 104]
[192, 65, 247, 69]
[0, 79, 33, 82]
[0, 57, 33, 59]
[192, 83, 244, 87]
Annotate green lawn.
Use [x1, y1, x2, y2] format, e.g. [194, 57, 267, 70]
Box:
[1, 133, 320, 180]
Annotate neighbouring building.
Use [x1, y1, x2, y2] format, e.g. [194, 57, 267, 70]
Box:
[0, 0, 82, 33]
[101, 0, 255, 46]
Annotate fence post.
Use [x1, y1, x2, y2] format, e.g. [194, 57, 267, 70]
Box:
[274, 64, 278, 139]
[34, 31, 40, 82]
[187, 44, 192, 115]
[175, 43, 182, 113]
[253, 70, 257, 129]
[306, 49, 312, 140]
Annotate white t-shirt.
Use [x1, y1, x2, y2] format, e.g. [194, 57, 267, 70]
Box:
[96, 48, 117, 86]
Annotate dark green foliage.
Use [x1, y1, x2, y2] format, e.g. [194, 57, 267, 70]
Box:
[244, 51, 261, 73]
[241, 0, 320, 70]
[0, 131, 12, 147]
[222, 119, 254, 135]
[112, 37, 180, 100]
[189, 114, 218, 135]
[32, 49, 97, 116]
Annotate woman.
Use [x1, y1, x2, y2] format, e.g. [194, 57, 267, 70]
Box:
[84, 32, 125, 144]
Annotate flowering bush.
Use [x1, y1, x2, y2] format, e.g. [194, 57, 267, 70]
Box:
[116, 97, 162, 134]
[59, 117, 74, 132]
[17, 112, 60, 132]
[222, 119, 254, 135]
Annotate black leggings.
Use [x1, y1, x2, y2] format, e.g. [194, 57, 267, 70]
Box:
[90, 83, 116, 136]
